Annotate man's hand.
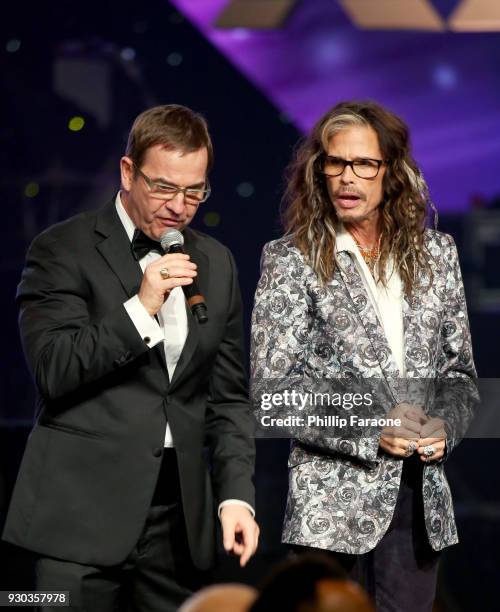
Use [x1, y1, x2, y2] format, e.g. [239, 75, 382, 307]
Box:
[379, 403, 426, 458]
[417, 417, 447, 463]
[138, 253, 197, 316]
[220, 505, 259, 568]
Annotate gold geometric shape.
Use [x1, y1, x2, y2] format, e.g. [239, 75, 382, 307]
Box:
[339, 0, 445, 31]
[448, 0, 500, 31]
[215, 0, 297, 29]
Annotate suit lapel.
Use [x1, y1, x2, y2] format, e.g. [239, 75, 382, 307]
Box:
[334, 251, 402, 399]
[169, 228, 209, 390]
[95, 202, 168, 372]
[402, 292, 417, 377]
[401, 283, 442, 409]
[402, 276, 436, 378]
[183, 227, 209, 297]
[95, 202, 143, 298]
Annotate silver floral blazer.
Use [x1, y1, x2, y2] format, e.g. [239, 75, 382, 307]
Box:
[250, 229, 477, 554]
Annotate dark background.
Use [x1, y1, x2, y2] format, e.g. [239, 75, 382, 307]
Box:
[1, 1, 499, 610]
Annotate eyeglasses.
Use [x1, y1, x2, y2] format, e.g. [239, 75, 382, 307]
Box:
[321, 155, 387, 179]
[133, 163, 211, 204]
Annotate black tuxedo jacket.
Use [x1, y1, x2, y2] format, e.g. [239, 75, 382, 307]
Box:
[3, 201, 255, 569]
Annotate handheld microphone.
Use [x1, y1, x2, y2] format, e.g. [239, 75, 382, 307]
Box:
[160, 229, 208, 324]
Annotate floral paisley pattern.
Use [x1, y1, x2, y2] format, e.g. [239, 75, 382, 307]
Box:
[250, 230, 477, 554]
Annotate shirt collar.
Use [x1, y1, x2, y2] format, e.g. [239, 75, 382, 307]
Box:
[115, 191, 136, 243]
[335, 223, 358, 254]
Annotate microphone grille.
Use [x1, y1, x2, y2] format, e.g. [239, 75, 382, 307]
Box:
[160, 229, 184, 252]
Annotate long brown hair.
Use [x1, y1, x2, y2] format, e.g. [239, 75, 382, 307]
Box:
[282, 101, 435, 295]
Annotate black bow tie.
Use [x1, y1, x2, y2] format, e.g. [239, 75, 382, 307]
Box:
[131, 229, 162, 261]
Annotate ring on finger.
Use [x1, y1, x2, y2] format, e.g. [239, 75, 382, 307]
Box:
[405, 440, 418, 457]
[423, 445, 436, 457]
[160, 268, 170, 280]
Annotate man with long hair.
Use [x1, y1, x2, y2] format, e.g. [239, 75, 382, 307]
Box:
[251, 101, 476, 611]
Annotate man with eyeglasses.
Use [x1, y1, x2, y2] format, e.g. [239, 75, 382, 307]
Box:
[4, 105, 258, 611]
[251, 101, 476, 611]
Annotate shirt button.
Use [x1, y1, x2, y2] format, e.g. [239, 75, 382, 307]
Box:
[153, 447, 163, 458]
[144, 336, 151, 344]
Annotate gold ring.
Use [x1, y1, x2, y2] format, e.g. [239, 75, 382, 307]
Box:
[160, 268, 170, 280]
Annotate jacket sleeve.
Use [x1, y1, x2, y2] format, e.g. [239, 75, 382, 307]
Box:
[250, 241, 380, 465]
[17, 232, 149, 402]
[430, 234, 478, 459]
[205, 248, 255, 508]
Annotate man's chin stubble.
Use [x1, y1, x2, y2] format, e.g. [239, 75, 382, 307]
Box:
[336, 211, 370, 224]
[334, 205, 378, 226]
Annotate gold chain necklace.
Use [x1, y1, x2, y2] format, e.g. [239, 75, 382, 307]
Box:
[348, 232, 381, 273]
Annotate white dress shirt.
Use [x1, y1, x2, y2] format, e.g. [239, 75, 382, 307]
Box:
[117, 194, 185, 447]
[116, 193, 254, 517]
[336, 225, 406, 376]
